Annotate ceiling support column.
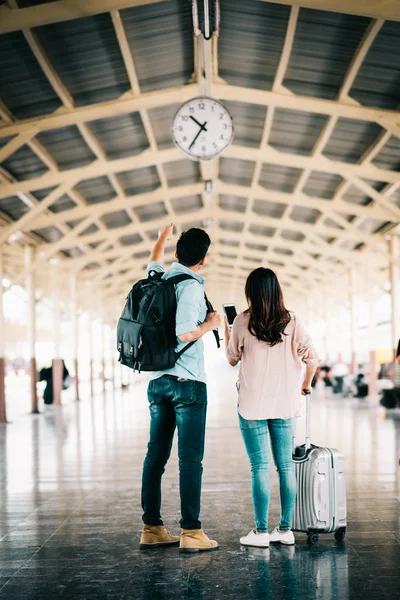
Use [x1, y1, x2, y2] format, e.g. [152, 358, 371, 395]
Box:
[368, 284, 378, 400]
[390, 236, 400, 360]
[52, 265, 63, 406]
[25, 246, 39, 413]
[88, 310, 95, 398]
[324, 290, 338, 365]
[70, 274, 79, 401]
[99, 301, 106, 394]
[109, 323, 116, 391]
[0, 247, 7, 424]
[349, 269, 358, 374]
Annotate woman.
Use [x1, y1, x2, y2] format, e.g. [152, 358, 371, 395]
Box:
[225, 268, 319, 548]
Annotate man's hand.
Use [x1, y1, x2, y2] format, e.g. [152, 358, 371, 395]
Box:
[151, 224, 174, 262]
[206, 311, 221, 331]
[179, 311, 221, 343]
[159, 224, 173, 240]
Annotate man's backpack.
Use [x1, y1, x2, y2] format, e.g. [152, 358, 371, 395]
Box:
[117, 270, 219, 372]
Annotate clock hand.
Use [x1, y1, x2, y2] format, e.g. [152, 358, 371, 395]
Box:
[189, 122, 208, 150]
[190, 116, 208, 131]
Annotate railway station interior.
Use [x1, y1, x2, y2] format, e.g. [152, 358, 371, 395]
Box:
[0, 0, 400, 598]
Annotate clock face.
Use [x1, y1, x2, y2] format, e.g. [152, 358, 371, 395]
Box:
[172, 97, 234, 161]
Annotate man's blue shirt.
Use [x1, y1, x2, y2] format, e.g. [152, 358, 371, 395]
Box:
[146, 261, 207, 384]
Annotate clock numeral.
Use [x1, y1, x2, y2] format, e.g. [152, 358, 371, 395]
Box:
[223, 124, 228, 130]
[213, 142, 218, 148]
[211, 105, 215, 112]
[183, 136, 187, 142]
[181, 115, 189, 121]
[178, 126, 183, 132]
[219, 113, 224, 120]
[189, 107, 194, 114]
[220, 135, 225, 140]
[199, 103, 205, 110]
[201, 145, 206, 152]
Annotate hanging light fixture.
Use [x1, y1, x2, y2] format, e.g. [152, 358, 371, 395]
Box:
[192, 0, 220, 39]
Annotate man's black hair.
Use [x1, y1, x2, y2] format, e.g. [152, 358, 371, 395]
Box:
[176, 228, 211, 267]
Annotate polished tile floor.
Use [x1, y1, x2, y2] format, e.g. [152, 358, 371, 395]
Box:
[1, 344, 400, 599]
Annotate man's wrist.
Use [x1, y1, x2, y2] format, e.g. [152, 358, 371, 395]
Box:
[199, 322, 210, 335]
[158, 233, 169, 244]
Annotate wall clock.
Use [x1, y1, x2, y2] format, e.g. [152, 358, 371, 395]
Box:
[172, 97, 234, 161]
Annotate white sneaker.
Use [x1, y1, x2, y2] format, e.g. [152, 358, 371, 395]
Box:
[240, 529, 270, 548]
[269, 527, 295, 545]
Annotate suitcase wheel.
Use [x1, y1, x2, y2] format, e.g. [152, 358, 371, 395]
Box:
[334, 527, 346, 542]
[307, 533, 319, 545]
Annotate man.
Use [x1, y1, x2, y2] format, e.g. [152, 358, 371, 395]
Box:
[140, 224, 221, 553]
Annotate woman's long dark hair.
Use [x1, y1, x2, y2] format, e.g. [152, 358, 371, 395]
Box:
[245, 268, 291, 346]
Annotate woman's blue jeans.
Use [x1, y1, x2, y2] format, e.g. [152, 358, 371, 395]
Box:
[239, 415, 296, 533]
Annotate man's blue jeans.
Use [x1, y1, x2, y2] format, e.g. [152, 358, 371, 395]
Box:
[141, 375, 207, 530]
[239, 415, 296, 533]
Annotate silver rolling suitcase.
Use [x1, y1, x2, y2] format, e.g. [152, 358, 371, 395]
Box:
[292, 392, 347, 544]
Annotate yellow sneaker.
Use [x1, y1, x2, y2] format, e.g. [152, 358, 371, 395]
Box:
[179, 529, 219, 553]
[140, 525, 180, 549]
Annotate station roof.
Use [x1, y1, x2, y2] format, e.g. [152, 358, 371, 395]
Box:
[0, 0, 399, 309]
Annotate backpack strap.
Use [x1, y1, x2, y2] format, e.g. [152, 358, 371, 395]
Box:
[168, 273, 221, 351]
[204, 293, 221, 349]
[175, 340, 197, 360]
[164, 274, 199, 360]
[166, 274, 197, 285]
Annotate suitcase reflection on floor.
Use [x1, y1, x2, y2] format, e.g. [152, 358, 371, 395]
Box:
[242, 544, 350, 600]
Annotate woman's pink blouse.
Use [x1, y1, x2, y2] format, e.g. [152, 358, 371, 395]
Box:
[226, 312, 320, 420]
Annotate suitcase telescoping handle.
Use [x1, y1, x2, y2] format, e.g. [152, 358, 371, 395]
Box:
[293, 389, 312, 453]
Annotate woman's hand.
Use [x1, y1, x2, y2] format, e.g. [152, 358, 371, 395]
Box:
[224, 316, 231, 342]
[301, 381, 312, 396]
[224, 316, 239, 367]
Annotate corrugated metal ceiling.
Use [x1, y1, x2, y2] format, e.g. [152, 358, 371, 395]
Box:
[220, 158, 255, 187]
[351, 21, 400, 109]
[0, 0, 398, 292]
[120, 0, 194, 93]
[269, 109, 327, 156]
[35, 13, 130, 106]
[116, 166, 160, 196]
[323, 120, 383, 164]
[219, 0, 290, 90]
[284, 9, 369, 100]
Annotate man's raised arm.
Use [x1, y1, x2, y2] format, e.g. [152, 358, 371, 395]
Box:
[150, 224, 174, 263]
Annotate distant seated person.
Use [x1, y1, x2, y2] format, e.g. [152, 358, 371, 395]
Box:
[39, 361, 71, 405]
[320, 365, 333, 387]
[378, 362, 392, 380]
[331, 360, 349, 394]
[311, 366, 323, 388]
[380, 344, 400, 410]
[354, 372, 368, 398]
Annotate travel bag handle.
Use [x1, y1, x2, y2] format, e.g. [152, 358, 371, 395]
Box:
[304, 390, 312, 450]
[293, 389, 312, 454]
